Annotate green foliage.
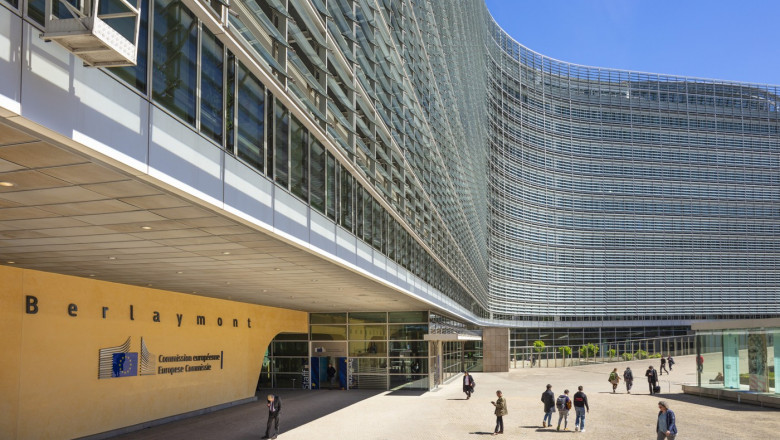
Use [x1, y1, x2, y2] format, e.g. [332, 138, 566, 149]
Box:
[533, 340, 546, 353]
[650, 353, 662, 358]
[634, 349, 648, 360]
[607, 348, 617, 358]
[559, 346, 572, 357]
[621, 352, 634, 361]
[580, 343, 599, 357]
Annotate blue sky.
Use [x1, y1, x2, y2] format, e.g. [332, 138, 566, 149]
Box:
[484, 0, 779, 85]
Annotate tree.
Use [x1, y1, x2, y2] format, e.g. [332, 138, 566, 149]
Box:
[607, 348, 617, 360]
[580, 343, 599, 360]
[533, 340, 545, 367]
[559, 346, 572, 366]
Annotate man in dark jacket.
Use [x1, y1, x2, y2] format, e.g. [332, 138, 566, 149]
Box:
[572, 385, 589, 432]
[623, 366, 634, 393]
[263, 394, 282, 439]
[541, 384, 555, 428]
[327, 363, 337, 389]
[646, 365, 659, 394]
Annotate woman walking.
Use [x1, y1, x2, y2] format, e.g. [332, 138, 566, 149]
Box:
[656, 401, 678, 439]
[608, 368, 621, 393]
[491, 390, 507, 435]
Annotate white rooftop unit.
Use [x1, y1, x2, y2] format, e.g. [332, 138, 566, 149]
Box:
[41, 0, 141, 67]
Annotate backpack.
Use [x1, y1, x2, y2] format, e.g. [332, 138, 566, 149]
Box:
[556, 395, 568, 411]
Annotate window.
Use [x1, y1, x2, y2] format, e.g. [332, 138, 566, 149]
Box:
[152, 0, 198, 125]
[340, 166, 353, 231]
[326, 152, 337, 220]
[236, 62, 265, 170]
[225, 51, 235, 152]
[200, 26, 224, 143]
[274, 98, 289, 187]
[290, 116, 309, 201]
[110, 0, 150, 93]
[309, 140, 326, 213]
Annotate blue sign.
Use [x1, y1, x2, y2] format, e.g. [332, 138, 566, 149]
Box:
[112, 353, 138, 378]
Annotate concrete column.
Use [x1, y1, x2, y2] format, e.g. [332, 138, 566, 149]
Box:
[436, 340, 443, 387]
[482, 327, 510, 372]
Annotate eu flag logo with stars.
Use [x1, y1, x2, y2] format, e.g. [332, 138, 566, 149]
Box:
[111, 353, 138, 378]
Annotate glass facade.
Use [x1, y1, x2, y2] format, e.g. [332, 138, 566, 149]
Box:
[310, 312, 430, 390]
[94, 0, 490, 320]
[15, 0, 778, 328]
[696, 324, 779, 395]
[487, 17, 780, 322]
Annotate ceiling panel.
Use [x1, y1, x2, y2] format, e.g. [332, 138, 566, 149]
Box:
[0, 120, 433, 314]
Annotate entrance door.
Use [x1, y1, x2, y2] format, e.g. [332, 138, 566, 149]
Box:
[309, 341, 347, 389]
[309, 356, 347, 389]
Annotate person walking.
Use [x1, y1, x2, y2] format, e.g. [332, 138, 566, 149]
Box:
[262, 394, 281, 439]
[667, 355, 675, 371]
[555, 389, 572, 431]
[659, 356, 668, 375]
[646, 365, 659, 394]
[656, 401, 678, 440]
[608, 367, 621, 393]
[463, 371, 475, 400]
[326, 363, 337, 389]
[624, 366, 634, 394]
[696, 354, 704, 373]
[572, 385, 589, 432]
[491, 390, 507, 435]
[540, 384, 555, 428]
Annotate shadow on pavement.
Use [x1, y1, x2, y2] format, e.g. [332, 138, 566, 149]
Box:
[112, 388, 385, 440]
[266, 389, 386, 431]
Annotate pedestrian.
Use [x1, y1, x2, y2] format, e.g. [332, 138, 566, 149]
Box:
[572, 385, 589, 432]
[659, 356, 668, 375]
[491, 390, 507, 435]
[555, 389, 572, 431]
[696, 354, 704, 373]
[646, 365, 659, 394]
[656, 401, 678, 440]
[327, 363, 337, 389]
[667, 355, 675, 371]
[540, 384, 555, 428]
[624, 366, 634, 394]
[463, 371, 475, 400]
[608, 367, 621, 393]
[262, 394, 281, 439]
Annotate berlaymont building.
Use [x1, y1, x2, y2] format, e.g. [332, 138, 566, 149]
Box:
[1, 0, 778, 437]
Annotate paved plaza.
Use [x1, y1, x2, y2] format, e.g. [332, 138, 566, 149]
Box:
[114, 355, 779, 440]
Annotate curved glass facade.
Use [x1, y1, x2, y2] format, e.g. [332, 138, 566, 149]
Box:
[16, 0, 777, 325]
[486, 16, 780, 321]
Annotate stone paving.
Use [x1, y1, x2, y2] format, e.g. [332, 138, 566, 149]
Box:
[115, 355, 780, 440]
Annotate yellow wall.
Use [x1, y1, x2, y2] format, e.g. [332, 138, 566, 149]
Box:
[0, 266, 308, 439]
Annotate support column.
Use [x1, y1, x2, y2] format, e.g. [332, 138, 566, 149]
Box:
[482, 327, 510, 372]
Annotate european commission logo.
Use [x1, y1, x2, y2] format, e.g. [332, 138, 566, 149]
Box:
[98, 337, 156, 379]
